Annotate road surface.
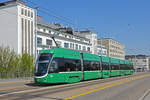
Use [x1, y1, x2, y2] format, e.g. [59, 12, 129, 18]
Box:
[0, 72, 150, 100]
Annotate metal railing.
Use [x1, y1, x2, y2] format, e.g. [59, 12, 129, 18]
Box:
[0, 71, 34, 79]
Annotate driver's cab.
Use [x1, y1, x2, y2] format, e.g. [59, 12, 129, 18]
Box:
[35, 53, 53, 77]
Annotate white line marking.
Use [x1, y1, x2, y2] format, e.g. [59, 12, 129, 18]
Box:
[0, 74, 135, 97]
[138, 89, 150, 100]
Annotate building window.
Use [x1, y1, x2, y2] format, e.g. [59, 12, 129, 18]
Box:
[43, 29, 46, 32]
[31, 21, 33, 54]
[37, 37, 42, 44]
[70, 43, 73, 49]
[75, 44, 78, 50]
[21, 18, 24, 53]
[56, 41, 61, 47]
[28, 20, 30, 54]
[87, 47, 90, 52]
[46, 39, 52, 45]
[21, 8, 24, 15]
[25, 9, 27, 16]
[72, 44, 74, 49]
[64, 43, 69, 48]
[49, 30, 51, 34]
[25, 19, 27, 52]
[104, 51, 106, 55]
[28, 10, 30, 17]
[79, 45, 81, 50]
[83, 46, 86, 51]
[31, 12, 33, 18]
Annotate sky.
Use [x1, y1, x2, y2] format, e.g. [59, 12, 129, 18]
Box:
[1, 0, 150, 55]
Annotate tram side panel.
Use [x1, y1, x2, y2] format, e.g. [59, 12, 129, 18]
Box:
[101, 56, 110, 79]
[82, 52, 102, 80]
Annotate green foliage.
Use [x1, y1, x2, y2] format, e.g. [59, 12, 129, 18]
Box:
[0, 46, 35, 79]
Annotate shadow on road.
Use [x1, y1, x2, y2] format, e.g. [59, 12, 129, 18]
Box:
[25, 82, 67, 87]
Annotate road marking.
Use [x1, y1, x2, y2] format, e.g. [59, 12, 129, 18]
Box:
[0, 73, 149, 98]
[0, 74, 131, 97]
[64, 74, 150, 100]
[138, 89, 150, 100]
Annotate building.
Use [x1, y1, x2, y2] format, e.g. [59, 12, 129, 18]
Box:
[37, 17, 108, 56]
[97, 44, 107, 56]
[0, 0, 35, 55]
[78, 30, 98, 54]
[98, 38, 125, 59]
[125, 55, 150, 71]
[0, 0, 107, 57]
[37, 17, 92, 53]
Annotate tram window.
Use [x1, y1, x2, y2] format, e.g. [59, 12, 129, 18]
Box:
[48, 58, 63, 73]
[111, 63, 119, 70]
[91, 61, 99, 70]
[122, 64, 129, 70]
[126, 65, 130, 70]
[48, 60, 59, 73]
[102, 62, 109, 70]
[120, 64, 124, 70]
[50, 58, 81, 72]
[75, 60, 81, 71]
[64, 59, 81, 71]
[130, 65, 134, 70]
[84, 61, 91, 71]
[129, 65, 133, 70]
[39, 53, 52, 61]
[84, 60, 100, 71]
[125, 65, 127, 70]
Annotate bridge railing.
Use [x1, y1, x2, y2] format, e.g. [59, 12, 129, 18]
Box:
[0, 71, 34, 79]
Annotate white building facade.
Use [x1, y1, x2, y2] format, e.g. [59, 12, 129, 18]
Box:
[0, 0, 35, 55]
[125, 55, 150, 71]
[97, 45, 107, 56]
[0, 0, 108, 57]
[98, 38, 125, 59]
[77, 30, 98, 54]
[37, 18, 92, 53]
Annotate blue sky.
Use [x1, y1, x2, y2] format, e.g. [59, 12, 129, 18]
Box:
[1, 0, 150, 55]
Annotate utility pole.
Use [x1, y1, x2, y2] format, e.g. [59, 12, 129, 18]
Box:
[100, 33, 103, 77]
[134, 55, 136, 72]
[100, 35, 103, 56]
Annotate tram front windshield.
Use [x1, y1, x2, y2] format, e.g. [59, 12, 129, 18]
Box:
[35, 53, 53, 76]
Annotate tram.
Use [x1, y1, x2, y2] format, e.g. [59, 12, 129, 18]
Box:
[34, 48, 134, 84]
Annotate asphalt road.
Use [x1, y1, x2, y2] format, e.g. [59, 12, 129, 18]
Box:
[0, 72, 150, 100]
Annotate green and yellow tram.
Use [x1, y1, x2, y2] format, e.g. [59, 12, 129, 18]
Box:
[34, 48, 134, 84]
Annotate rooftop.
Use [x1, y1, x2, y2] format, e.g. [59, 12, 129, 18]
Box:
[0, 0, 25, 7]
[37, 17, 92, 40]
[125, 55, 149, 59]
[98, 38, 124, 46]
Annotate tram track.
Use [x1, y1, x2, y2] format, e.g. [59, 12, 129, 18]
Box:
[0, 72, 147, 98]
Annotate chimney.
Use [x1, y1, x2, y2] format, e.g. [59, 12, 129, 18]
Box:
[37, 16, 42, 21]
